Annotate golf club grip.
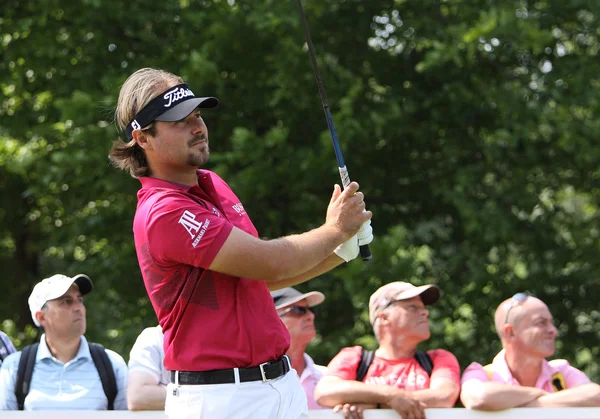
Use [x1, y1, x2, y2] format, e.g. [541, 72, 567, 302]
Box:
[339, 166, 372, 261]
[360, 245, 373, 261]
[296, 0, 372, 261]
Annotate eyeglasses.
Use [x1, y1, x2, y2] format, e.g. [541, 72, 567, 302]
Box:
[278, 306, 314, 317]
[382, 299, 426, 313]
[504, 293, 529, 324]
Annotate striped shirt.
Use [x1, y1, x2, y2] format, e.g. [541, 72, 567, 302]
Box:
[0, 332, 16, 367]
[0, 334, 128, 410]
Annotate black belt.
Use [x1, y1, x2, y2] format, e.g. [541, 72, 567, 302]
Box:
[171, 356, 291, 385]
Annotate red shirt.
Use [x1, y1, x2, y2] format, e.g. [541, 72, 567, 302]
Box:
[133, 170, 289, 371]
[326, 346, 460, 390]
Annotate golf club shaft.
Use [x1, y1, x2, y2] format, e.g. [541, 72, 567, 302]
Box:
[295, 0, 372, 261]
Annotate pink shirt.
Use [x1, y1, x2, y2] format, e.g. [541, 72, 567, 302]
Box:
[461, 349, 591, 392]
[133, 170, 289, 371]
[299, 354, 326, 410]
[326, 346, 461, 390]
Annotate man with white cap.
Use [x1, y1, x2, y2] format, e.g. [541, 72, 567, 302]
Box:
[0, 274, 128, 410]
[315, 281, 460, 419]
[271, 287, 327, 410]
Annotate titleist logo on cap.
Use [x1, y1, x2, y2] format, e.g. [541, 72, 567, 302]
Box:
[164, 87, 194, 108]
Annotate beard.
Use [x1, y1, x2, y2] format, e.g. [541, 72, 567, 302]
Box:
[187, 145, 210, 167]
[187, 136, 210, 167]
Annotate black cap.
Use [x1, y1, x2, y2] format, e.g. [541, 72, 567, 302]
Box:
[125, 83, 218, 139]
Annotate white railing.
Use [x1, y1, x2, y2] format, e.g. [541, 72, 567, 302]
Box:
[3, 408, 600, 418]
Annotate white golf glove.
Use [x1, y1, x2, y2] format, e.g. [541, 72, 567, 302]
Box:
[334, 235, 359, 262]
[357, 219, 373, 246]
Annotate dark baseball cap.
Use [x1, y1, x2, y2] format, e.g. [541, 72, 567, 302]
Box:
[125, 83, 218, 139]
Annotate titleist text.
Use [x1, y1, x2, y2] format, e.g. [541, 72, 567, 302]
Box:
[164, 87, 194, 107]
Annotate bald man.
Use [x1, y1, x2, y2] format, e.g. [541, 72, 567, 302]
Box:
[460, 293, 600, 410]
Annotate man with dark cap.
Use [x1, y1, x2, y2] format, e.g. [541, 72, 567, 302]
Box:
[272, 287, 327, 410]
[315, 281, 460, 419]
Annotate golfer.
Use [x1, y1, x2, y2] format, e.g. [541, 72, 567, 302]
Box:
[109, 67, 372, 419]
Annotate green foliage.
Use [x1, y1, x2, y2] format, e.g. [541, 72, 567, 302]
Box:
[1, 0, 600, 381]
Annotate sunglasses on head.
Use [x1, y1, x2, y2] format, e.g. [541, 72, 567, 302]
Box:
[504, 292, 529, 324]
[278, 306, 315, 317]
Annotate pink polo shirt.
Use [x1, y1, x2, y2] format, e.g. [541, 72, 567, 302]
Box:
[133, 170, 289, 372]
[299, 353, 326, 410]
[461, 349, 590, 392]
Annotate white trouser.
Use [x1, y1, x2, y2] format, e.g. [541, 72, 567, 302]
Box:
[165, 368, 308, 419]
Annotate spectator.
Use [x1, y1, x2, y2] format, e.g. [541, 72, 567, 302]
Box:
[271, 287, 327, 410]
[461, 293, 600, 410]
[315, 281, 460, 419]
[0, 331, 16, 367]
[0, 274, 128, 410]
[127, 325, 169, 410]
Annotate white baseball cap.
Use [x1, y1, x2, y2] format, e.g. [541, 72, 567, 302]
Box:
[28, 274, 93, 326]
[270, 287, 325, 309]
[369, 281, 440, 325]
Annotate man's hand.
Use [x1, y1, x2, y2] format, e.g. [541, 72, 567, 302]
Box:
[461, 379, 547, 411]
[333, 403, 376, 419]
[325, 183, 372, 241]
[387, 393, 427, 419]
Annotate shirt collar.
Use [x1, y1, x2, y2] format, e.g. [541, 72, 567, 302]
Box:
[493, 349, 554, 385]
[304, 353, 315, 368]
[536, 357, 557, 388]
[491, 349, 512, 381]
[139, 170, 212, 191]
[37, 334, 91, 362]
[139, 176, 192, 191]
[299, 353, 318, 381]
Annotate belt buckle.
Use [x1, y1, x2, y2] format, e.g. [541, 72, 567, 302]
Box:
[259, 361, 272, 382]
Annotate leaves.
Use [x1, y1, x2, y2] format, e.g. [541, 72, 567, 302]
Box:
[1, 0, 600, 380]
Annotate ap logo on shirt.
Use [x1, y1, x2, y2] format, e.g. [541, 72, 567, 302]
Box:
[178, 210, 210, 248]
[232, 202, 246, 216]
